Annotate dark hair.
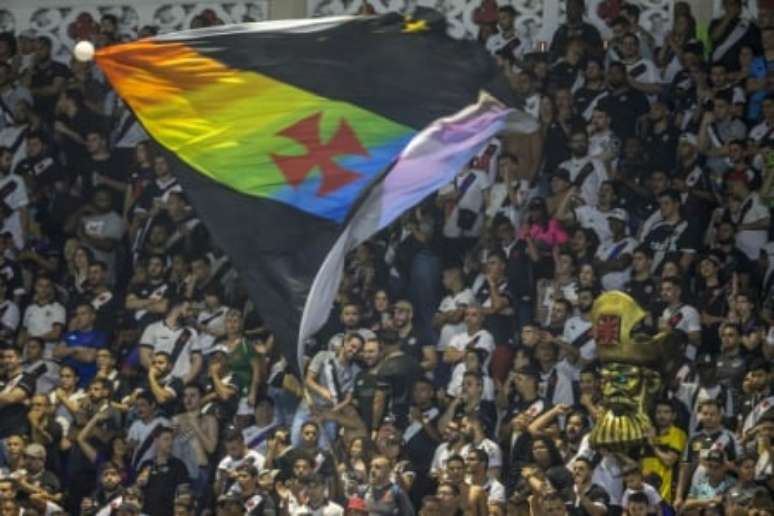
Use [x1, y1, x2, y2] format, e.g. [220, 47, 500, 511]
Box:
[633, 244, 653, 259]
[153, 425, 174, 439]
[0, 33, 17, 56]
[134, 391, 156, 405]
[63, 88, 85, 110]
[469, 448, 489, 468]
[658, 189, 682, 204]
[627, 492, 649, 506]
[498, 6, 516, 17]
[101, 14, 119, 28]
[437, 481, 460, 495]
[660, 276, 682, 290]
[621, 3, 641, 19]
[622, 32, 640, 46]
[528, 436, 564, 467]
[36, 36, 52, 50]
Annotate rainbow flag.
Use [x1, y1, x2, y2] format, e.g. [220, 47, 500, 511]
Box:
[96, 10, 529, 369]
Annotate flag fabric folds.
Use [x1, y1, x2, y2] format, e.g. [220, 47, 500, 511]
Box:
[95, 10, 530, 370]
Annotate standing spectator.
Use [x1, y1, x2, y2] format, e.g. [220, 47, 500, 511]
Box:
[24, 37, 68, 119]
[136, 426, 190, 516]
[0, 345, 35, 439]
[549, 0, 603, 62]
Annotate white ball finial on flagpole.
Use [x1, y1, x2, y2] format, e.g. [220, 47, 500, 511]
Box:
[73, 41, 95, 62]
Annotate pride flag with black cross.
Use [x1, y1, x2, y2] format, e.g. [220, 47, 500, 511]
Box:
[96, 10, 535, 370]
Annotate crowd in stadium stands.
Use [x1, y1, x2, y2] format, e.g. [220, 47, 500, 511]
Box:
[1, 0, 774, 514]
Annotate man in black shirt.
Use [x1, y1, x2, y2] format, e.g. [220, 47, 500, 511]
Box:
[709, 0, 762, 71]
[404, 378, 441, 499]
[137, 426, 190, 516]
[352, 337, 383, 433]
[625, 245, 657, 316]
[0, 345, 35, 439]
[125, 254, 171, 328]
[598, 62, 650, 142]
[549, 0, 603, 62]
[26, 36, 69, 119]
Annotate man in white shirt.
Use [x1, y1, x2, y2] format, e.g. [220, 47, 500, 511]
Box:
[659, 276, 702, 360]
[749, 94, 774, 145]
[620, 32, 662, 97]
[439, 166, 491, 242]
[727, 169, 770, 261]
[139, 300, 202, 384]
[587, 107, 620, 166]
[595, 212, 636, 290]
[18, 275, 65, 357]
[0, 146, 28, 250]
[443, 305, 495, 370]
[485, 6, 528, 63]
[557, 129, 608, 207]
[433, 264, 475, 352]
[215, 428, 265, 497]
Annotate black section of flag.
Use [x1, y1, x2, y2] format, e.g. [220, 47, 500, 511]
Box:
[169, 11, 514, 130]
[163, 149, 339, 368]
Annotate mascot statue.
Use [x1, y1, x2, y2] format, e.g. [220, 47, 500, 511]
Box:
[588, 291, 677, 455]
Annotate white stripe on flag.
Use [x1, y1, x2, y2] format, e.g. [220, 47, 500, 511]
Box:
[297, 94, 536, 369]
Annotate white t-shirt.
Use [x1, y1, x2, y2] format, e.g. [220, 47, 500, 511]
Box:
[196, 306, 229, 353]
[436, 289, 476, 351]
[461, 439, 503, 469]
[139, 321, 201, 380]
[216, 450, 266, 484]
[446, 328, 495, 365]
[441, 169, 491, 238]
[660, 304, 701, 359]
[734, 192, 769, 261]
[595, 237, 637, 291]
[447, 365, 495, 401]
[557, 156, 608, 207]
[625, 58, 662, 86]
[0, 174, 28, 250]
[0, 299, 20, 334]
[562, 315, 596, 374]
[574, 205, 627, 245]
[485, 31, 528, 61]
[128, 416, 170, 468]
[23, 301, 66, 355]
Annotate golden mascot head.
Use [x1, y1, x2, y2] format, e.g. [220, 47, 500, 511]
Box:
[589, 291, 677, 454]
